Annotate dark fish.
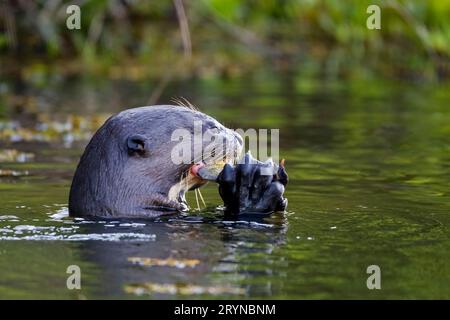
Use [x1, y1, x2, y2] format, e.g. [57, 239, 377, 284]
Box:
[208, 152, 288, 216]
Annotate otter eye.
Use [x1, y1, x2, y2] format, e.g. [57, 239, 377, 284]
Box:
[127, 135, 147, 156]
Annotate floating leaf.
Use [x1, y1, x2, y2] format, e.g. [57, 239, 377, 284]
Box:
[0, 149, 35, 163]
[127, 257, 200, 269]
[124, 282, 245, 296]
[0, 169, 29, 177]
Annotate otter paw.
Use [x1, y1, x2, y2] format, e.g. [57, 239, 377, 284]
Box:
[216, 152, 288, 217]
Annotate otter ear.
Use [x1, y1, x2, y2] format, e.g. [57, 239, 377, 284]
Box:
[127, 134, 147, 156]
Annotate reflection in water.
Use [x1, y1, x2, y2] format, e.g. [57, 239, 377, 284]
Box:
[76, 213, 288, 298]
[0, 208, 288, 298]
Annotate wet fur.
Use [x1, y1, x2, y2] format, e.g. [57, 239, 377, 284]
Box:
[69, 105, 242, 218]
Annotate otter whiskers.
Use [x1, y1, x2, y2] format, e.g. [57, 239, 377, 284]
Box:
[194, 188, 201, 211]
[171, 97, 199, 111]
[197, 188, 206, 208]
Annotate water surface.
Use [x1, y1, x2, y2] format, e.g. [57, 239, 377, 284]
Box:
[0, 73, 449, 299]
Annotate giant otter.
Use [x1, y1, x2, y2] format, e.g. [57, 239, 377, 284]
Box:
[69, 105, 287, 218]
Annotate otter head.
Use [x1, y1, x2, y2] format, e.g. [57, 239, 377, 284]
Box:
[68, 105, 243, 218]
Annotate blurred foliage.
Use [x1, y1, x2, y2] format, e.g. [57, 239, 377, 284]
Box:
[0, 0, 449, 82]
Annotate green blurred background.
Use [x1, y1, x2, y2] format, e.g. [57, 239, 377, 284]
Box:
[1, 0, 449, 82]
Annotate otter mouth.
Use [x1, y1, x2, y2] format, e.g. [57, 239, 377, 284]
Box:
[168, 157, 239, 212]
[167, 126, 243, 212]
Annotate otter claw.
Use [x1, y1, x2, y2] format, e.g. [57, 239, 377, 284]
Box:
[216, 153, 288, 216]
